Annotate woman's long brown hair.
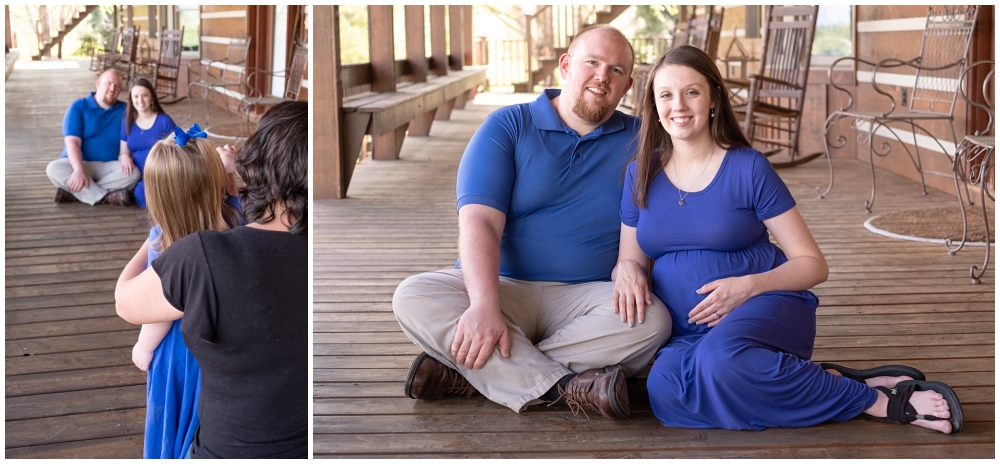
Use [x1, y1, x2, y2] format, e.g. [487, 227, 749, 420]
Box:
[124, 78, 166, 136]
[630, 45, 750, 209]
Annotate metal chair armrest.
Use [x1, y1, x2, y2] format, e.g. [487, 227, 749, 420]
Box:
[825, 56, 877, 113]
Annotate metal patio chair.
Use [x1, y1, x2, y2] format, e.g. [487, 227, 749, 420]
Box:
[237, 42, 309, 137]
[946, 60, 994, 284]
[816, 5, 981, 212]
[186, 33, 252, 125]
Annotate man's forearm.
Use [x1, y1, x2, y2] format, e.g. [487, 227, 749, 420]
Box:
[457, 205, 506, 311]
[64, 136, 85, 172]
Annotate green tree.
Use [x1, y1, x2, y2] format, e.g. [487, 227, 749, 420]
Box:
[339, 5, 369, 64]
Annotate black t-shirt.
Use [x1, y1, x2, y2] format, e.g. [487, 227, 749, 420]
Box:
[153, 226, 308, 459]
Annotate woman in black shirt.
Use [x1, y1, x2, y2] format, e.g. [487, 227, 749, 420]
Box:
[116, 101, 308, 458]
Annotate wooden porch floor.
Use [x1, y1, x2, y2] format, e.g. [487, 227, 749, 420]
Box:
[313, 97, 994, 457]
[5, 59, 249, 459]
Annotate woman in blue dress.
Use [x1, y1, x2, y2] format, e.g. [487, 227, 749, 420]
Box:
[611, 46, 962, 433]
[119, 77, 177, 208]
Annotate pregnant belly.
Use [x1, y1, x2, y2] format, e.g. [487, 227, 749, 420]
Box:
[650, 241, 814, 336]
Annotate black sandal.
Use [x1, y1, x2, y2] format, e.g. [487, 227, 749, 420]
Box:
[821, 362, 926, 383]
[874, 380, 964, 433]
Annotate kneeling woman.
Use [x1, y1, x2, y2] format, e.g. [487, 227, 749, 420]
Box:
[611, 46, 962, 433]
[116, 101, 308, 457]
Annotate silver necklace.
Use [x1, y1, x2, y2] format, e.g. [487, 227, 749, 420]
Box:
[673, 145, 716, 206]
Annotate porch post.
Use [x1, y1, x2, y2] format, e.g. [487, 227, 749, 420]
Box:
[369, 6, 402, 159]
[407, 5, 436, 137]
[313, 6, 350, 199]
[429, 6, 447, 76]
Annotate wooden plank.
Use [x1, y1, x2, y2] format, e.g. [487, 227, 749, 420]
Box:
[6, 385, 146, 421]
[5, 408, 145, 450]
[6, 435, 143, 459]
[6, 365, 146, 398]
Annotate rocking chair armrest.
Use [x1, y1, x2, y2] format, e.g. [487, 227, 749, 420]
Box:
[746, 74, 804, 91]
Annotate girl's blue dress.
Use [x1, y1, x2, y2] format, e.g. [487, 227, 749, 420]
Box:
[143, 195, 243, 458]
[621, 147, 878, 430]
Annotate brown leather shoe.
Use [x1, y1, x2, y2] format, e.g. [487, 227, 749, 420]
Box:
[404, 352, 478, 399]
[105, 189, 133, 206]
[550, 365, 629, 420]
[54, 188, 78, 203]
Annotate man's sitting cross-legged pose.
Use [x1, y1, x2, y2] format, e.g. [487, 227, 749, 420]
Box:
[46, 68, 139, 206]
[393, 25, 672, 419]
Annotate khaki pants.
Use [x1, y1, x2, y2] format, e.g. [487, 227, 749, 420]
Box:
[46, 158, 141, 205]
[393, 269, 672, 412]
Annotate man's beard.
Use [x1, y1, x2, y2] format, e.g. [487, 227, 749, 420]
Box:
[571, 90, 613, 124]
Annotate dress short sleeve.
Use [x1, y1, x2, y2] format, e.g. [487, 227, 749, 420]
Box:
[151, 232, 218, 342]
[620, 161, 640, 227]
[751, 150, 797, 221]
[121, 118, 129, 142]
[455, 110, 517, 215]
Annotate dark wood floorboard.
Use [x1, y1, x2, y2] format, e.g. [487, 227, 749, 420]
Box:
[5, 58, 249, 458]
[313, 94, 995, 457]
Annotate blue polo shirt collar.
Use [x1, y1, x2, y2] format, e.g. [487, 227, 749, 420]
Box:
[529, 88, 626, 137]
[86, 92, 124, 112]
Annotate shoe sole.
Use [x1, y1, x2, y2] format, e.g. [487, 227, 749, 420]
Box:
[820, 363, 926, 383]
[403, 352, 430, 399]
[606, 364, 630, 419]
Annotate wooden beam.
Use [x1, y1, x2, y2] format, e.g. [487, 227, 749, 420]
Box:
[462, 5, 473, 66]
[313, 6, 352, 199]
[372, 124, 408, 160]
[247, 6, 272, 97]
[405, 6, 427, 83]
[369, 6, 395, 92]
[429, 6, 447, 76]
[409, 109, 437, 136]
[448, 5, 464, 71]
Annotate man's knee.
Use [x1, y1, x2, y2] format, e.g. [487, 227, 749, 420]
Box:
[45, 158, 72, 181]
[392, 271, 460, 327]
[637, 295, 672, 343]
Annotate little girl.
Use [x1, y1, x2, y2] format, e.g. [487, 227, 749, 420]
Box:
[129, 125, 243, 458]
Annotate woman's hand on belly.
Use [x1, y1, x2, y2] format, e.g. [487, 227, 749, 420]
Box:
[612, 259, 651, 327]
[688, 275, 757, 327]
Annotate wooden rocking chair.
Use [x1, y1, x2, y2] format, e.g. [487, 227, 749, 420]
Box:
[150, 28, 184, 103]
[730, 5, 820, 168]
[633, 6, 725, 111]
[110, 26, 139, 87]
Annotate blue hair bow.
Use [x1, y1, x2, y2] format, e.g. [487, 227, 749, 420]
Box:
[174, 124, 208, 146]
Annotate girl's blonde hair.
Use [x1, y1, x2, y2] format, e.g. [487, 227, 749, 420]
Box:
[145, 136, 238, 251]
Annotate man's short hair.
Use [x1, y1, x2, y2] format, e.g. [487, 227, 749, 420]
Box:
[567, 24, 635, 71]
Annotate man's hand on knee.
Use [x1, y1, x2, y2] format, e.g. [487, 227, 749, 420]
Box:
[68, 169, 89, 192]
[451, 303, 511, 370]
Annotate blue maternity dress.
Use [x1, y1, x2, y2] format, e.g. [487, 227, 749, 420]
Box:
[620, 146, 878, 430]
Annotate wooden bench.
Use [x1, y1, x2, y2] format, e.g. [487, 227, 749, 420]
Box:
[341, 66, 487, 161]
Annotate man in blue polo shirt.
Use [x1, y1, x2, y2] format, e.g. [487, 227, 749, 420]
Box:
[46, 69, 139, 205]
[394, 25, 672, 420]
